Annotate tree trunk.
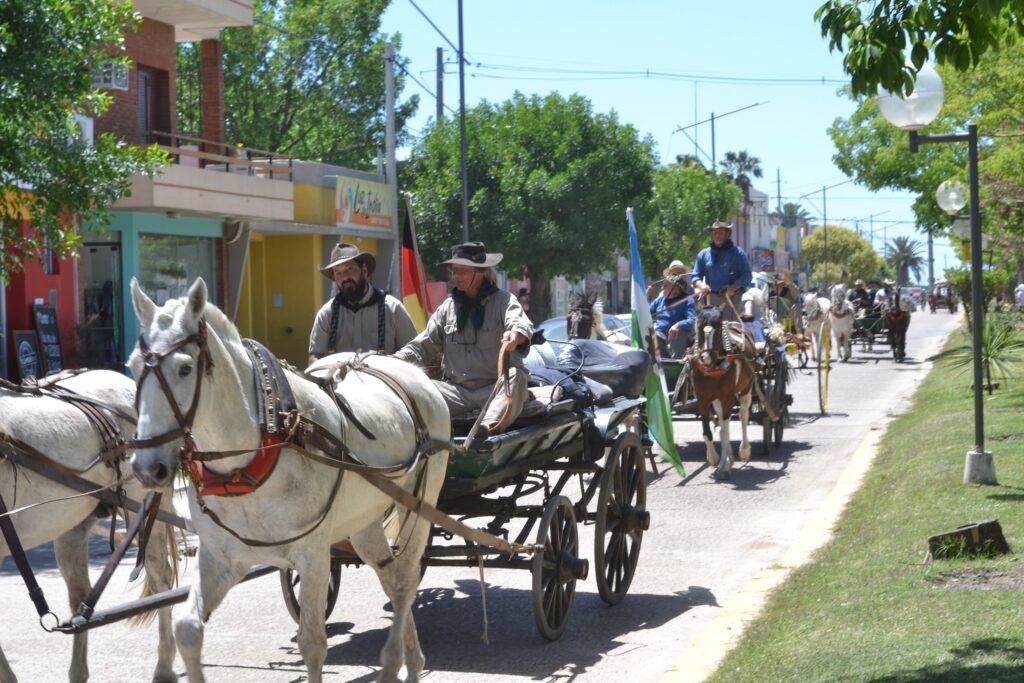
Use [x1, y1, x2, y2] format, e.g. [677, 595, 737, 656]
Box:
[530, 273, 552, 323]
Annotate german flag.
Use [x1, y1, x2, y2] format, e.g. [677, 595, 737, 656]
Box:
[401, 194, 431, 331]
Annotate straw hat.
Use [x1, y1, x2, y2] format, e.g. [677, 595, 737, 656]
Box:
[883, 278, 896, 286]
[707, 219, 733, 232]
[318, 243, 376, 279]
[440, 241, 503, 268]
[662, 259, 689, 278]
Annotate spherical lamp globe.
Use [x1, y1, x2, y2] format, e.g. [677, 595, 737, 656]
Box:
[936, 180, 967, 216]
[877, 64, 944, 131]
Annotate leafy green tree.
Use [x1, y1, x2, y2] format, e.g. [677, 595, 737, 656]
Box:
[0, 0, 166, 282]
[885, 235, 925, 285]
[801, 225, 884, 286]
[642, 161, 743, 275]
[406, 92, 656, 320]
[815, 0, 1024, 97]
[177, 0, 417, 170]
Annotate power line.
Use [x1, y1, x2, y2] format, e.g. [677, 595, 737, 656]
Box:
[407, 0, 470, 65]
[465, 61, 848, 86]
[394, 61, 458, 116]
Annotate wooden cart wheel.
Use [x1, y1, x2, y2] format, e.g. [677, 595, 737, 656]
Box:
[279, 559, 343, 624]
[532, 496, 587, 640]
[817, 321, 831, 415]
[772, 361, 787, 447]
[594, 432, 648, 606]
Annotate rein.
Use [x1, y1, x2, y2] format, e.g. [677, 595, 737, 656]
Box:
[133, 321, 450, 548]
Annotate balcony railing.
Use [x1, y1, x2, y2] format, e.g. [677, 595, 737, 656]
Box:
[148, 130, 294, 181]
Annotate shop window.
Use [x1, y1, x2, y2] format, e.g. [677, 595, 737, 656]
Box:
[138, 234, 218, 305]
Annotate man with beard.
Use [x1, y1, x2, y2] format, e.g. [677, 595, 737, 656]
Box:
[691, 219, 753, 321]
[394, 241, 533, 438]
[308, 243, 417, 365]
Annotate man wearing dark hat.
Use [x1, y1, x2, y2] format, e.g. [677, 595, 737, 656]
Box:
[848, 278, 872, 313]
[690, 220, 753, 320]
[394, 241, 533, 437]
[308, 243, 417, 364]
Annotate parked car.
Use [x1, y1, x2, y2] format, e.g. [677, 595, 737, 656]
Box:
[536, 313, 630, 343]
[901, 286, 925, 311]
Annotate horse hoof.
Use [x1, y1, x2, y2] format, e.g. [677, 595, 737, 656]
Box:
[711, 469, 731, 481]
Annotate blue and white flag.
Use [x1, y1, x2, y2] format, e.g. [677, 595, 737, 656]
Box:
[627, 208, 683, 474]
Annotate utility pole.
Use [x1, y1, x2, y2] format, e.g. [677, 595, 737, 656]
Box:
[435, 47, 444, 123]
[457, 0, 469, 242]
[927, 232, 935, 287]
[776, 168, 781, 212]
[384, 42, 399, 294]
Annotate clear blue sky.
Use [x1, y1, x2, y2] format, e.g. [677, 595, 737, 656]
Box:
[381, 1, 957, 281]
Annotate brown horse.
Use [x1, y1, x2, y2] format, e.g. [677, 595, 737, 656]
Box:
[566, 290, 598, 340]
[883, 288, 911, 362]
[691, 306, 756, 480]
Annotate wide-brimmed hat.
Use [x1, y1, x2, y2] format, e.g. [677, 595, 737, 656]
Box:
[662, 260, 690, 278]
[318, 243, 376, 279]
[882, 278, 896, 286]
[855, 279, 866, 287]
[707, 219, 733, 231]
[440, 241, 503, 268]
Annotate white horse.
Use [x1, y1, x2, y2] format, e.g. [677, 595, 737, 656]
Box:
[1, 370, 177, 683]
[592, 298, 631, 345]
[828, 284, 856, 362]
[801, 292, 832, 361]
[128, 277, 449, 683]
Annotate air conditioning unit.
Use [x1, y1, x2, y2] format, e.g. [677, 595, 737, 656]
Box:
[74, 115, 94, 147]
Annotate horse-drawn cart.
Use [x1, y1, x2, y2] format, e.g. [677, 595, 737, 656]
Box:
[281, 353, 651, 641]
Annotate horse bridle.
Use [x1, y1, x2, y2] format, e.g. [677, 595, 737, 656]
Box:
[132, 318, 214, 454]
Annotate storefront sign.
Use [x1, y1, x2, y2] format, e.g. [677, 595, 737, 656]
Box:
[33, 305, 63, 373]
[335, 177, 392, 231]
[750, 247, 774, 271]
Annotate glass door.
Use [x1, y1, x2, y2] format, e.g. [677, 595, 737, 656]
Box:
[78, 242, 123, 370]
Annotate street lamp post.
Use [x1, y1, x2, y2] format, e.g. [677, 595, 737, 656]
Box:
[877, 64, 995, 485]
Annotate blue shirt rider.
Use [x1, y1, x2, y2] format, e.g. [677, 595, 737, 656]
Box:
[650, 260, 696, 358]
[691, 219, 753, 321]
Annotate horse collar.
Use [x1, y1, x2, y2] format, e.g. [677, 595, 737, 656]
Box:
[187, 434, 283, 497]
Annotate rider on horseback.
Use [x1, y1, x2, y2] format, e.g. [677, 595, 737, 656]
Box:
[650, 260, 696, 358]
[691, 220, 753, 321]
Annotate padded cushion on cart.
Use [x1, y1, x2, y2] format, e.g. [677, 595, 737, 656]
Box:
[555, 340, 651, 399]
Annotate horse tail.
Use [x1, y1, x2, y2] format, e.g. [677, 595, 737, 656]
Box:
[128, 522, 180, 627]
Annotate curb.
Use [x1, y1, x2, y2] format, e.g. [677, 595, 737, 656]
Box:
[660, 320, 954, 683]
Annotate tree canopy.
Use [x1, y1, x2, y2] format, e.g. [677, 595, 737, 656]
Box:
[641, 161, 743, 274]
[801, 225, 885, 286]
[885, 235, 926, 286]
[828, 41, 1024, 275]
[815, 0, 1024, 97]
[177, 0, 417, 171]
[405, 92, 656, 319]
[0, 0, 166, 282]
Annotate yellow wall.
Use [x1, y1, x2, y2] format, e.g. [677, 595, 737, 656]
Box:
[240, 181, 383, 367]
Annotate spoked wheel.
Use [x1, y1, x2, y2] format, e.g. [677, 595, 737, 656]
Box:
[280, 558, 343, 624]
[817, 321, 831, 415]
[772, 363, 787, 447]
[761, 380, 774, 456]
[532, 496, 587, 641]
[594, 432, 649, 606]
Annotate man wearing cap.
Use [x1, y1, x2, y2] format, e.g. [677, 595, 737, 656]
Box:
[690, 219, 753, 320]
[650, 260, 696, 358]
[394, 242, 533, 436]
[873, 278, 897, 309]
[308, 243, 418, 365]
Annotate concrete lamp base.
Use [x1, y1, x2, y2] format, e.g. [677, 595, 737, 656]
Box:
[963, 450, 997, 485]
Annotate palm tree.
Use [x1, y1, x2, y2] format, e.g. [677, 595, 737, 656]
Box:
[885, 236, 926, 286]
[719, 150, 763, 194]
[772, 202, 812, 229]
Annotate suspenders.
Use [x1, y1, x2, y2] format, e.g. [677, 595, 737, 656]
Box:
[327, 288, 386, 353]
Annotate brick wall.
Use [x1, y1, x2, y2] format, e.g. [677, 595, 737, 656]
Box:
[94, 18, 177, 143]
[200, 39, 224, 145]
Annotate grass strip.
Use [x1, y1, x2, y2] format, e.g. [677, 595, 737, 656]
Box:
[705, 319, 1024, 683]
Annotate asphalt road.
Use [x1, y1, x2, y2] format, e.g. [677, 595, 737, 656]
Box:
[0, 310, 962, 682]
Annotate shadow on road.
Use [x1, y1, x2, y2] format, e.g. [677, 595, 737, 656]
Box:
[309, 582, 718, 679]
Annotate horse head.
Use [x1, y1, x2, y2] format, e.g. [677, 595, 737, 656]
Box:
[830, 284, 847, 309]
[696, 305, 728, 367]
[129, 277, 255, 489]
[566, 290, 597, 340]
